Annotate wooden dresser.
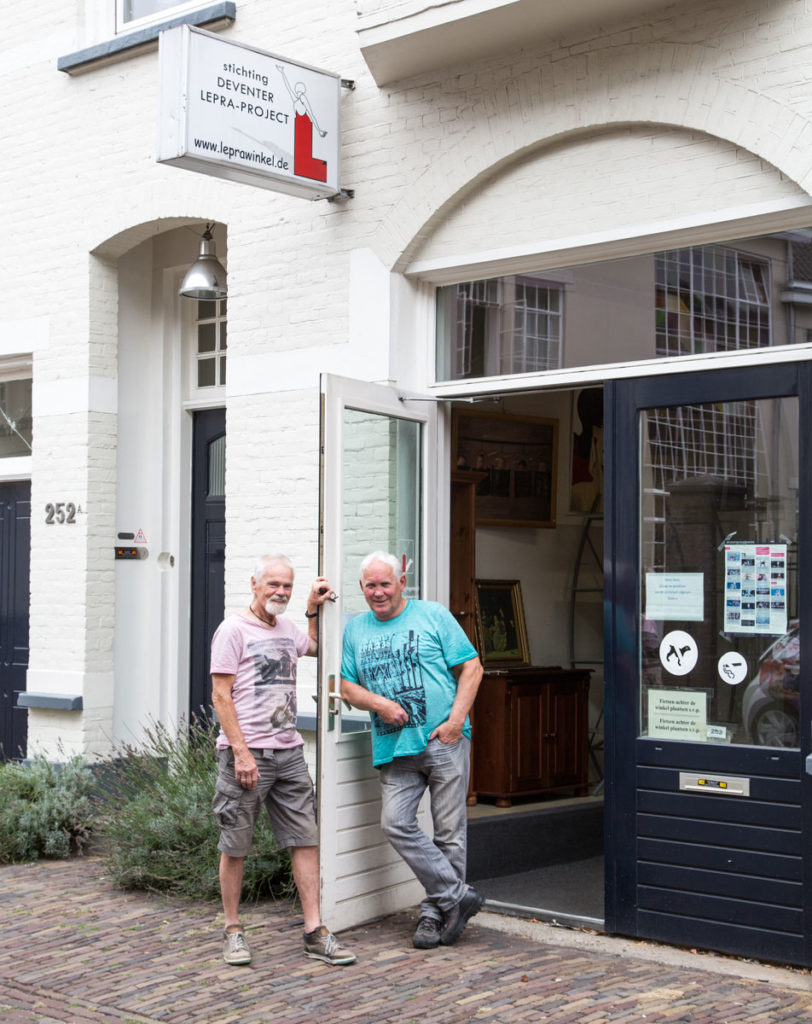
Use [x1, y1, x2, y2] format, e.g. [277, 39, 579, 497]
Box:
[470, 666, 591, 806]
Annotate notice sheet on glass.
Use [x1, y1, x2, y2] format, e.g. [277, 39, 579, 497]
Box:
[723, 543, 787, 636]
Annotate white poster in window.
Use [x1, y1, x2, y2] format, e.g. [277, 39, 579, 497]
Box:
[645, 573, 704, 621]
[648, 689, 707, 741]
[723, 543, 787, 636]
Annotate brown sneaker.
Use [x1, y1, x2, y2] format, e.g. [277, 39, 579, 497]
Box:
[303, 925, 356, 965]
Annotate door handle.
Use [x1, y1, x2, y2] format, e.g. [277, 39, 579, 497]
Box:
[325, 674, 352, 731]
[329, 690, 352, 713]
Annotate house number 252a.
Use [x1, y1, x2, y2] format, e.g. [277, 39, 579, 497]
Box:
[44, 502, 77, 524]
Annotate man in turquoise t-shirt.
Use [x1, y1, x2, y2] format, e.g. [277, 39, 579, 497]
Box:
[341, 551, 484, 950]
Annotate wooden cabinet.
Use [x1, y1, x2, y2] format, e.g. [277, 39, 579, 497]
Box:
[471, 667, 591, 805]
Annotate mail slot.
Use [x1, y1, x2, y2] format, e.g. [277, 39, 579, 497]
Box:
[679, 772, 750, 797]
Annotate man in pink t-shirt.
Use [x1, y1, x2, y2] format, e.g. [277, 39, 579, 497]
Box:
[210, 553, 355, 968]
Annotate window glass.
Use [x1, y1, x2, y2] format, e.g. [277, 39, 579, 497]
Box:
[341, 409, 421, 618]
[0, 379, 32, 457]
[198, 358, 216, 388]
[639, 395, 799, 748]
[436, 275, 562, 381]
[655, 246, 770, 356]
[434, 238, 790, 384]
[198, 323, 216, 353]
[207, 434, 226, 497]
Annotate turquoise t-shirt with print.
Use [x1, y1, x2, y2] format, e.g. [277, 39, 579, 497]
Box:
[341, 599, 478, 767]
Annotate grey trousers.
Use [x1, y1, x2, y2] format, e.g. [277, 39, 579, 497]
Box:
[379, 736, 470, 920]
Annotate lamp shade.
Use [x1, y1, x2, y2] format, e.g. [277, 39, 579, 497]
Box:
[179, 227, 227, 300]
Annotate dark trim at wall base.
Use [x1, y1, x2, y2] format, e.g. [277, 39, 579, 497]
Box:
[58, 3, 236, 75]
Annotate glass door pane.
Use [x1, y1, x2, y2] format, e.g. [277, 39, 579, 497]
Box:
[340, 407, 422, 730]
[639, 396, 799, 747]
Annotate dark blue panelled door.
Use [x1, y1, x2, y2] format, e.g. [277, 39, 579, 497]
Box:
[189, 409, 225, 719]
[0, 481, 30, 760]
[604, 363, 812, 967]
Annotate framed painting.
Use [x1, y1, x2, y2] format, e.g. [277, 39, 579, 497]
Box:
[474, 579, 530, 667]
[453, 410, 558, 527]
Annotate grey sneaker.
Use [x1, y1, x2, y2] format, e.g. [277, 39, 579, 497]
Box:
[303, 925, 356, 965]
[222, 926, 251, 965]
[413, 916, 441, 949]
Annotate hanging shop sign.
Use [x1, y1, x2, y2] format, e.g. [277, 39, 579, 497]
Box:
[157, 25, 341, 200]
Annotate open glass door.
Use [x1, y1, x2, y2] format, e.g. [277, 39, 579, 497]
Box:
[317, 373, 438, 931]
[606, 362, 812, 967]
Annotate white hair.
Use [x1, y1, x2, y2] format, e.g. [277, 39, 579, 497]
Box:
[359, 550, 401, 582]
[253, 553, 294, 581]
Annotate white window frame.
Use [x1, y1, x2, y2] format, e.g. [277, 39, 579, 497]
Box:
[182, 296, 227, 406]
[192, 296, 227, 395]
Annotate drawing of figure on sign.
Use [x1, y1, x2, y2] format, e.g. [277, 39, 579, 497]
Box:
[277, 65, 328, 182]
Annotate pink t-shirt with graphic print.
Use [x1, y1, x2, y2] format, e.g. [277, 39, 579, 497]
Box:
[210, 613, 311, 750]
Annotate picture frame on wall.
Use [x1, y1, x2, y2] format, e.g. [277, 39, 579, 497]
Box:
[452, 409, 558, 527]
[474, 579, 531, 667]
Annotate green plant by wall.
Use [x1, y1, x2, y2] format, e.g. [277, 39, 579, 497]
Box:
[0, 753, 95, 863]
[96, 716, 293, 902]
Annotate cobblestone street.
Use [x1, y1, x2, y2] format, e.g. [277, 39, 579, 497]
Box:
[2, 857, 811, 1023]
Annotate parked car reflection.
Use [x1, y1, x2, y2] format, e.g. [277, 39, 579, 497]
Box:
[741, 622, 800, 747]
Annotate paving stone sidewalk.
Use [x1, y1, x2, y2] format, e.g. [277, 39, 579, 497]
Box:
[2, 857, 812, 1024]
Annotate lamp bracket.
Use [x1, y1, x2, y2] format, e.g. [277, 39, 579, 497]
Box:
[326, 188, 355, 203]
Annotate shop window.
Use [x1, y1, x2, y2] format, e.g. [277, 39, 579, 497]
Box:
[195, 298, 227, 390]
[117, 0, 206, 32]
[0, 379, 32, 458]
[436, 275, 562, 381]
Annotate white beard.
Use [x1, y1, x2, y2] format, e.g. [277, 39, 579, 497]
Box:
[265, 597, 288, 617]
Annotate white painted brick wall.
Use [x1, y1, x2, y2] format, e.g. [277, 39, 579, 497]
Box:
[5, 0, 812, 756]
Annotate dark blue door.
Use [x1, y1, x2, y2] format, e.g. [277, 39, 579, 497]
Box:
[604, 363, 812, 967]
[189, 409, 225, 719]
[0, 481, 30, 760]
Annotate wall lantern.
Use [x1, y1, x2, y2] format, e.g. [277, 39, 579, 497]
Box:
[179, 222, 227, 300]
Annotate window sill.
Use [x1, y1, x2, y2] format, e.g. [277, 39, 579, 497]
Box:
[58, 2, 236, 76]
[18, 692, 84, 711]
